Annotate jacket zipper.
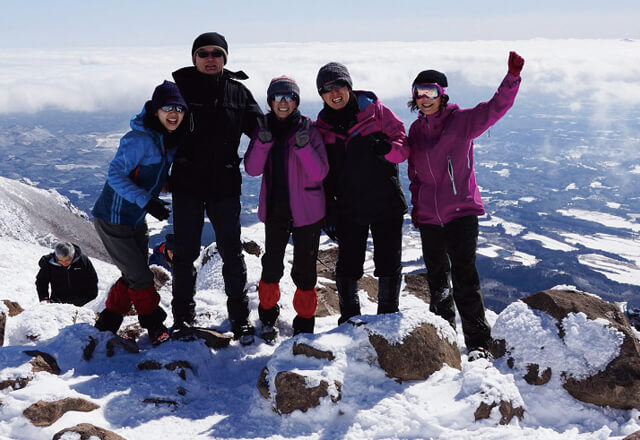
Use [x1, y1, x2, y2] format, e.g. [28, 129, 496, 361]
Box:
[447, 156, 458, 196]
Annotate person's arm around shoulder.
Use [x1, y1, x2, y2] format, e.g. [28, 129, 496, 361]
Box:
[457, 51, 524, 140]
[244, 115, 274, 177]
[378, 102, 409, 163]
[241, 85, 264, 138]
[292, 118, 329, 182]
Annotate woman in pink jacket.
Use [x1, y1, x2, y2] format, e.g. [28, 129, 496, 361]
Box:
[408, 51, 524, 361]
[244, 76, 329, 341]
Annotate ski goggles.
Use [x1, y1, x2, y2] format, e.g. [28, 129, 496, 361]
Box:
[412, 83, 445, 100]
[271, 93, 297, 103]
[196, 49, 225, 59]
[160, 105, 186, 113]
[319, 80, 349, 94]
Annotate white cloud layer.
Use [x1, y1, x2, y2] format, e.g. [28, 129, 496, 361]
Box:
[1, 39, 639, 115]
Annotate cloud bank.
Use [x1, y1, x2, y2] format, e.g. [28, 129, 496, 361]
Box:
[0, 39, 639, 115]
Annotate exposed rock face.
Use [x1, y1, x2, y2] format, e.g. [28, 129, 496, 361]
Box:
[242, 239, 262, 257]
[0, 377, 31, 391]
[2, 299, 23, 316]
[402, 272, 431, 304]
[23, 398, 99, 426]
[274, 371, 330, 414]
[293, 342, 335, 361]
[623, 431, 640, 440]
[369, 323, 461, 381]
[0, 312, 5, 347]
[497, 289, 640, 410]
[474, 401, 525, 425]
[171, 327, 231, 349]
[53, 423, 127, 440]
[24, 350, 60, 375]
[257, 367, 270, 400]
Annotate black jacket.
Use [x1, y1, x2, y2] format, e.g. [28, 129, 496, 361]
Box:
[35, 244, 98, 306]
[171, 67, 263, 200]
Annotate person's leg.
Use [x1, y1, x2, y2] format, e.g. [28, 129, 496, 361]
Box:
[335, 217, 369, 324]
[171, 191, 205, 326]
[290, 219, 322, 334]
[444, 216, 491, 350]
[419, 223, 456, 328]
[370, 215, 404, 314]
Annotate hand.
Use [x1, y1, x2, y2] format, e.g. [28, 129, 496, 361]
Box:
[508, 51, 524, 76]
[145, 197, 171, 221]
[295, 118, 311, 148]
[355, 132, 391, 156]
[256, 115, 273, 143]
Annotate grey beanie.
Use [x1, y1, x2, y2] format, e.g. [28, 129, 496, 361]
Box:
[54, 242, 75, 259]
[267, 76, 300, 103]
[316, 62, 353, 93]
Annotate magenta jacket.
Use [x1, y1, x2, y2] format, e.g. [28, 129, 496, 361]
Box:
[245, 116, 329, 227]
[408, 72, 521, 226]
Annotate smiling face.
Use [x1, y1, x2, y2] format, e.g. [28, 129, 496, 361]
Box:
[321, 84, 350, 111]
[194, 45, 224, 75]
[156, 107, 185, 132]
[270, 96, 298, 120]
[416, 95, 443, 116]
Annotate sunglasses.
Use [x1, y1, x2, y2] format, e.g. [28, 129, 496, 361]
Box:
[196, 49, 225, 59]
[319, 81, 347, 94]
[412, 83, 445, 100]
[271, 93, 297, 103]
[160, 105, 185, 113]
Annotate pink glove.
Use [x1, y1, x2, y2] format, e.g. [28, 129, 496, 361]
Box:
[508, 51, 524, 76]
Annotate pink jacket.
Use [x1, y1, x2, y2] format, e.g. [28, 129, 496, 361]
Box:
[244, 116, 329, 227]
[408, 72, 521, 226]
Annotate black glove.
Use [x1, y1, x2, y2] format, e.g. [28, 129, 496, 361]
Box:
[145, 197, 171, 221]
[256, 115, 273, 143]
[295, 118, 311, 148]
[369, 132, 392, 155]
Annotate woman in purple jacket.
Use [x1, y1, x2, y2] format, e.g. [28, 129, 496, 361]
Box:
[408, 51, 524, 361]
[245, 76, 329, 340]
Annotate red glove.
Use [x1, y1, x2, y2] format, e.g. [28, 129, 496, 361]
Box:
[508, 51, 524, 76]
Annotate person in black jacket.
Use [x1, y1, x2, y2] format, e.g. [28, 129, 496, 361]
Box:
[35, 242, 98, 306]
[170, 32, 263, 345]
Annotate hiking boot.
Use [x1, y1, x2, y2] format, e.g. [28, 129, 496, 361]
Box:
[260, 325, 278, 344]
[149, 326, 170, 346]
[467, 347, 494, 362]
[233, 322, 255, 346]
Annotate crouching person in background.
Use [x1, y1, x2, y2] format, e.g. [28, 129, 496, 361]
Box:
[244, 76, 328, 341]
[36, 241, 98, 306]
[92, 81, 187, 346]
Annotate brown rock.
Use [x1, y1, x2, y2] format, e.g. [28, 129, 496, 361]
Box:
[53, 423, 127, 440]
[316, 247, 338, 280]
[523, 364, 552, 385]
[474, 401, 525, 425]
[149, 265, 171, 291]
[293, 342, 335, 361]
[316, 284, 339, 318]
[0, 312, 5, 347]
[242, 240, 262, 257]
[24, 350, 60, 375]
[143, 398, 177, 408]
[257, 366, 270, 400]
[623, 430, 640, 440]
[359, 275, 378, 302]
[369, 323, 461, 381]
[171, 327, 231, 349]
[0, 377, 32, 391]
[23, 398, 99, 426]
[2, 299, 23, 316]
[274, 371, 329, 414]
[138, 360, 162, 370]
[524, 289, 640, 409]
[403, 272, 431, 303]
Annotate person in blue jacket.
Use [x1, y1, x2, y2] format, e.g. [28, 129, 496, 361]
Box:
[149, 233, 174, 272]
[92, 81, 187, 346]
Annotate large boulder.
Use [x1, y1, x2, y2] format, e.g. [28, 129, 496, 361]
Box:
[23, 398, 99, 426]
[493, 289, 640, 410]
[53, 423, 127, 440]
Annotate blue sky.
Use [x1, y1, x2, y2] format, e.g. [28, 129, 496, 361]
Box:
[1, 0, 640, 48]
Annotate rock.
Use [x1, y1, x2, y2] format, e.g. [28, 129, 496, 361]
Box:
[171, 327, 231, 349]
[150, 264, 171, 291]
[53, 423, 127, 440]
[403, 272, 431, 303]
[23, 350, 60, 375]
[316, 247, 338, 280]
[106, 336, 139, 357]
[474, 401, 524, 425]
[165, 361, 193, 380]
[23, 398, 99, 426]
[623, 431, 640, 440]
[274, 371, 330, 414]
[0, 377, 32, 391]
[369, 322, 461, 381]
[2, 299, 23, 316]
[523, 364, 552, 385]
[257, 367, 270, 400]
[143, 398, 177, 408]
[293, 342, 335, 361]
[0, 312, 5, 347]
[316, 284, 339, 318]
[138, 360, 162, 370]
[242, 240, 262, 257]
[359, 275, 378, 302]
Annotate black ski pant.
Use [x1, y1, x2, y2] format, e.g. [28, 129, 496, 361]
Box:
[171, 192, 248, 326]
[418, 215, 492, 350]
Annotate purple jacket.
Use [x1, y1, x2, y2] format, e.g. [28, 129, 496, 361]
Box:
[245, 116, 329, 227]
[408, 72, 521, 226]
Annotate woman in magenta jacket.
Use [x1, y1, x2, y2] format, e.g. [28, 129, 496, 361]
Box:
[408, 51, 524, 361]
[244, 76, 329, 340]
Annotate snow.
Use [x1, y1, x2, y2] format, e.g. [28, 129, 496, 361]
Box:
[557, 209, 640, 232]
[521, 232, 578, 252]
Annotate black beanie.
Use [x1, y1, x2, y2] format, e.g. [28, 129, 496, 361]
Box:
[191, 32, 228, 64]
[267, 76, 300, 103]
[413, 70, 448, 87]
[150, 80, 188, 113]
[316, 62, 353, 93]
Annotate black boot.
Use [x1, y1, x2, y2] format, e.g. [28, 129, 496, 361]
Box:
[429, 287, 456, 329]
[336, 277, 361, 325]
[293, 316, 315, 335]
[377, 274, 402, 314]
[258, 304, 280, 327]
[138, 306, 167, 330]
[95, 309, 123, 334]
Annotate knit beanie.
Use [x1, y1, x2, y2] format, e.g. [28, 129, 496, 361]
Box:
[412, 70, 448, 88]
[191, 32, 228, 64]
[316, 62, 353, 94]
[54, 242, 75, 259]
[150, 80, 188, 113]
[267, 76, 300, 103]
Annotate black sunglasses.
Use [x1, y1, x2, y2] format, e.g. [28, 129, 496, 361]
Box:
[196, 49, 225, 59]
[319, 80, 348, 94]
[160, 105, 185, 113]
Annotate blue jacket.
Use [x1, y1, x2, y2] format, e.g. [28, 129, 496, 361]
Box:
[93, 107, 177, 226]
